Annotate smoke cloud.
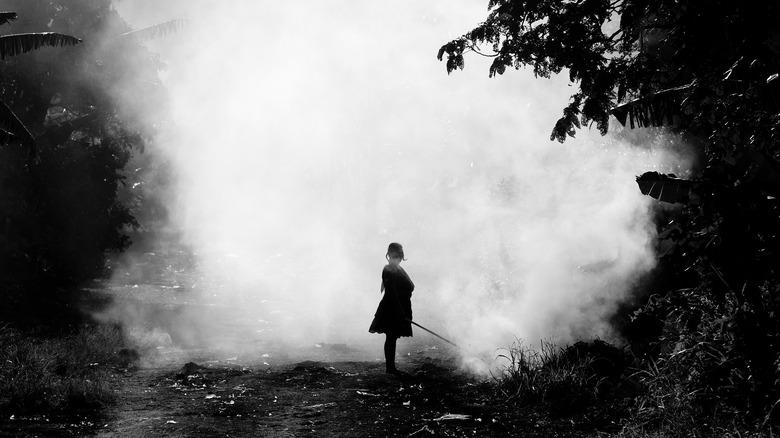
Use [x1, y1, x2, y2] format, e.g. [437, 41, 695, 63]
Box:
[108, 1, 693, 369]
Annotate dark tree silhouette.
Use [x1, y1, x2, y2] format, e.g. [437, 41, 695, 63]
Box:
[441, 1, 780, 432]
[0, 1, 171, 295]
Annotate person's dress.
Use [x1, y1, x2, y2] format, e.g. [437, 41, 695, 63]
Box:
[368, 264, 414, 337]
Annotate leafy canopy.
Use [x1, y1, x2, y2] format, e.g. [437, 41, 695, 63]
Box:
[438, 0, 780, 144]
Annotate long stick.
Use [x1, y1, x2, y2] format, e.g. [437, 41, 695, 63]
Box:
[406, 318, 459, 348]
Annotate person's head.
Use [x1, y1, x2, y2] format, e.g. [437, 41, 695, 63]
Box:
[386, 242, 405, 262]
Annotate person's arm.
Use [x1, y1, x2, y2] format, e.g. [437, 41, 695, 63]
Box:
[380, 281, 385, 293]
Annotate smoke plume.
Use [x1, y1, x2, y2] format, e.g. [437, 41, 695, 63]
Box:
[108, 1, 693, 369]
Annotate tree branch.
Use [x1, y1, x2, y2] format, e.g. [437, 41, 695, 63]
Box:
[468, 43, 499, 58]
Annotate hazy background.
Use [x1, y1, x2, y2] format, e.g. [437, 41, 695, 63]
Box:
[107, 1, 693, 369]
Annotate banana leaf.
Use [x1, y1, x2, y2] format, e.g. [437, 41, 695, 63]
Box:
[0, 32, 81, 59]
[120, 19, 188, 41]
[611, 84, 691, 129]
[0, 12, 17, 26]
[636, 171, 693, 204]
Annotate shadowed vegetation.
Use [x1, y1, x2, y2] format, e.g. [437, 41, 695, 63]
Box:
[445, 0, 780, 435]
[0, 0, 173, 426]
[0, 323, 130, 415]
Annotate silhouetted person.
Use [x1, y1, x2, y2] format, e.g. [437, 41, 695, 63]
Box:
[369, 242, 414, 375]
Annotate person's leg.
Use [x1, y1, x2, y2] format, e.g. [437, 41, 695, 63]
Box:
[384, 334, 398, 373]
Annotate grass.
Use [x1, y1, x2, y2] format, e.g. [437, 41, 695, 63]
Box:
[497, 340, 593, 409]
[617, 347, 777, 438]
[495, 338, 780, 437]
[495, 339, 633, 418]
[0, 322, 130, 415]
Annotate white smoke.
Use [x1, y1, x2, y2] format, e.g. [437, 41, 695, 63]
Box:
[110, 1, 693, 368]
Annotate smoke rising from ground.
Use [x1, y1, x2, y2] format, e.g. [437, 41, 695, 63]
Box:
[110, 1, 693, 368]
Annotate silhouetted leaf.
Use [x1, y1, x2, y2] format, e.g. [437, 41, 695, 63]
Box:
[120, 19, 188, 41]
[610, 84, 690, 129]
[446, 54, 464, 74]
[0, 11, 17, 26]
[489, 57, 507, 77]
[436, 45, 446, 61]
[0, 32, 81, 59]
[636, 171, 692, 204]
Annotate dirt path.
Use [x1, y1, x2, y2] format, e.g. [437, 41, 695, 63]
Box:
[1, 326, 599, 438]
[80, 335, 608, 438]
[91, 348, 538, 438]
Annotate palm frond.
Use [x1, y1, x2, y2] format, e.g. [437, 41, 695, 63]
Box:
[0, 32, 82, 60]
[120, 19, 188, 42]
[0, 11, 17, 26]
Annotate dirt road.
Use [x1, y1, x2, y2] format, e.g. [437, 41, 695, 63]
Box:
[96, 349, 511, 437]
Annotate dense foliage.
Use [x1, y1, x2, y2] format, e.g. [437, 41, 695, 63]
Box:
[0, 0, 167, 289]
[442, 0, 780, 434]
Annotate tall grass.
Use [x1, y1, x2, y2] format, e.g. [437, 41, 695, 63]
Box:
[495, 339, 625, 417]
[0, 323, 129, 414]
[619, 340, 780, 438]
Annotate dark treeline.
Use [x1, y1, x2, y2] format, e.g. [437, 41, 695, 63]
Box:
[0, 0, 169, 419]
[0, 1, 168, 324]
